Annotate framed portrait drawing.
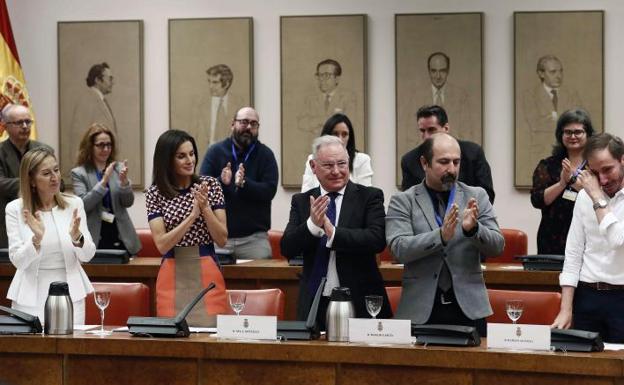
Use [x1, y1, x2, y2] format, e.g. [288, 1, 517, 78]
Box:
[515, 11, 604, 188]
[281, 14, 367, 188]
[395, 13, 483, 187]
[58, 20, 143, 188]
[169, 18, 253, 159]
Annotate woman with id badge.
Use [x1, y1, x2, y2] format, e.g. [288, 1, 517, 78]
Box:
[71, 124, 141, 255]
[531, 109, 594, 254]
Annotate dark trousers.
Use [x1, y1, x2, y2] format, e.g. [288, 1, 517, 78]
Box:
[426, 287, 486, 337]
[573, 285, 624, 343]
[98, 220, 125, 250]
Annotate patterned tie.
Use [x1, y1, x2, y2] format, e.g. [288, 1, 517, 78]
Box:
[434, 89, 443, 105]
[308, 192, 339, 296]
[436, 193, 452, 292]
[551, 89, 558, 112]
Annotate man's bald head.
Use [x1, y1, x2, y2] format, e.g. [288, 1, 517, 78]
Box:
[420, 132, 461, 191]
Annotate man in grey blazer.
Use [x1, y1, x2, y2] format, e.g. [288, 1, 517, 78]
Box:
[0, 104, 53, 247]
[386, 132, 504, 332]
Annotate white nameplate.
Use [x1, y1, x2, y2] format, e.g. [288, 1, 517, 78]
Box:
[487, 323, 551, 351]
[348, 318, 412, 345]
[216, 315, 277, 340]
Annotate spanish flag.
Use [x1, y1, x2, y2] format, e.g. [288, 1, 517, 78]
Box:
[0, 0, 36, 140]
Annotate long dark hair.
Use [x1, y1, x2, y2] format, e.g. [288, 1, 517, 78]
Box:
[320, 113, 357, 171]
[152, 130, 200, 199]
[552, 108, 595, 159]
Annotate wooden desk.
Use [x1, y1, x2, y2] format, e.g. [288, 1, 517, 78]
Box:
[0, 332, 621, 385]
[0, 260, 560, 320]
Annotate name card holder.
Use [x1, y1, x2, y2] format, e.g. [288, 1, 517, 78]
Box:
[348, 318, 412, 345]
[487, 323, 551, 351]
[217, 315, 277, 340]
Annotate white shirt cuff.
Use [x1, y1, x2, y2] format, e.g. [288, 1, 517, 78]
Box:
[559, 272, 579, 288]
[306, 217, 324, 237]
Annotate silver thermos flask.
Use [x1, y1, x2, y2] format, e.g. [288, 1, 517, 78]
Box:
[44, 281, 73, 335]
[326, 287, 354, 342]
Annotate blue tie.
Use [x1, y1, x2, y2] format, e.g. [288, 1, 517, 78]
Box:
[308, 192, 338, 296]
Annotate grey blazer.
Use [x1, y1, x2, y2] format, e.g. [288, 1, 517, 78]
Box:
[71, 164, 141, 255]
[385, 181, 504, 323]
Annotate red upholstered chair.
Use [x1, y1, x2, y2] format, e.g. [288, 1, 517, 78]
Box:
[225, 288, 286, 320]
[487, 289, 561, 325]
[85, 282, 150, 325]
[385, 286, 402, 315]
[136, 228, 160, 258]
[377, 246, 395, 263]
[268, 229, 285, 260]
[486, 228, 528, 263]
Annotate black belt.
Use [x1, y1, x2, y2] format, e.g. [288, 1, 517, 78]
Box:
[579, 281, 624, 291]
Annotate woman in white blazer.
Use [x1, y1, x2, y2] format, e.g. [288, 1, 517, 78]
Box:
[5, 147, 95, 324]
[71, 124, 141, 255]
[301, 113, 373, 192]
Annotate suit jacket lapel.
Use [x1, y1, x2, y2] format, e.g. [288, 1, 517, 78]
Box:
[454, 183, 465, 209]
[414, 183, 439, 230]
[337, 181, 356, 227]
[86, 167, 100, 191]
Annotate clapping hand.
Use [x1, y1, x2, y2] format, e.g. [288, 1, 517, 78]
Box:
[560, 158, 573, 185]
[118, 160, 129, 186]
[69, 209, 82, 242]
[440, 203, 458, 243]
[221, 162, 233, 185]
[191, 182, 211, 218]
[101, 161, 116, 185]
[462, 198, 479, 232]
[235, 163, 245, 188]
[309, 195, 329, 228]
[577, 169, 603, 201]
[23, 209, 44, 244]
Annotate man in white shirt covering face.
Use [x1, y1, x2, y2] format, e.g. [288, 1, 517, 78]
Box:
[552, 133, 624, 342]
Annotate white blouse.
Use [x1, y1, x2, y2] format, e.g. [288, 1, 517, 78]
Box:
[301, 152, 373, 192]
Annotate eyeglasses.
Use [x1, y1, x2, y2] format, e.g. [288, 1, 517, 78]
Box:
[94, 142, 113, 149]
[235, 119, 260, 129]
[316, 72, 337, 80]
[563, 129, 586, 137]
[6, 119, 33, 127]
[319, 161, 348, 171]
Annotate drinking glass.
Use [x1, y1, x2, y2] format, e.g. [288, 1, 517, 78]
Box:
[505, 299, 524, 324]
[88, 290, 112, 336]
[365, 295, 383, 319]
[229, 292, 247, 316]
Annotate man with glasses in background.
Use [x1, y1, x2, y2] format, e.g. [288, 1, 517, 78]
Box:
[0, 104, 55, 247]
[281, 135, 392, 327]
[200, 107, 278, 259]
[297, 59, 357, 137]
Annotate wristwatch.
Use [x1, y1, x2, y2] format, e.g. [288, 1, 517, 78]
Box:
[72, 233, 84, 244]
[593, 199, 608, 210]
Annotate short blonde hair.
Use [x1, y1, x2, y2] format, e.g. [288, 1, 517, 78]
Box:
[19, 147, 67, 213]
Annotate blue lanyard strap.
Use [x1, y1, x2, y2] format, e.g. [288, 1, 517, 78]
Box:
[572, 160, 587, 178]
[231, 142, 256, 166]
[433, 185, 456, 227]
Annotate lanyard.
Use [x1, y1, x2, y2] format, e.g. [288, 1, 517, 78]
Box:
[231, 142, 256, 166]
[433, 185, 456, 227]
[572, 160, 587, 178]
